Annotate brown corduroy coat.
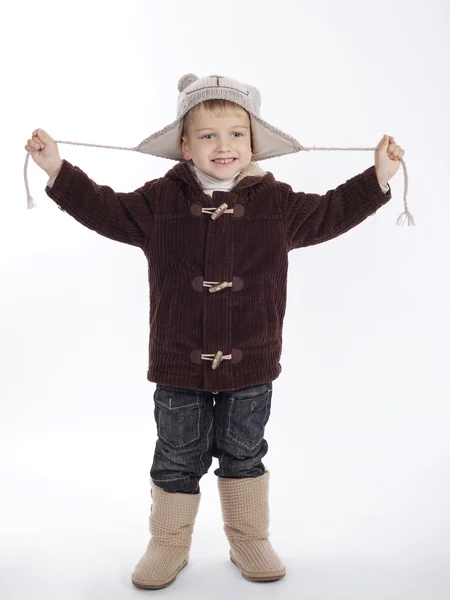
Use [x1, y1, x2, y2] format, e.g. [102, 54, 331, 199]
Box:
[45, 159, 391, 392]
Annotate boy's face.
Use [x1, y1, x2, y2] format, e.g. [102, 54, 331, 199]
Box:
[181, 104, 252, 179]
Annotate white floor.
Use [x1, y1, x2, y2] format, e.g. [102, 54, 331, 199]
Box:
[2, 423, 449, 600]
[2, 541, 448, 600]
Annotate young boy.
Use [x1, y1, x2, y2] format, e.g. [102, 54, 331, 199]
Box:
[25, 73, 405, 590]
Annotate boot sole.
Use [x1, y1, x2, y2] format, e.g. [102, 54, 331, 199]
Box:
[131, 559, 188, 589]
[230, 555, 286, 582]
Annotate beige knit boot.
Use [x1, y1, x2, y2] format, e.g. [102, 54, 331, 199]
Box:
[217, 470, 286, 582]
[131, 483, 201, 589]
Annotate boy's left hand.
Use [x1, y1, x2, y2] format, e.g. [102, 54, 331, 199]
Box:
[375, 134, 405, 188]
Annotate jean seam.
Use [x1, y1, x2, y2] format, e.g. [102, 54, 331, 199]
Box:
[199, 413, 214, 473]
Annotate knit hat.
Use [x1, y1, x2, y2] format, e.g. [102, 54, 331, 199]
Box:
[24, 73, 414, 225]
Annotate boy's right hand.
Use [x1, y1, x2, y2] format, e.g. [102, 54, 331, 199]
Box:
[25, 129, 63, 180]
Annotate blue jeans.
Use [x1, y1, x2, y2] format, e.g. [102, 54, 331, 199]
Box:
[150, 381, 273, 494]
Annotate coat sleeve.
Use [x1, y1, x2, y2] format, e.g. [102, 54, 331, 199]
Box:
[44, 159, 156, 248]
[281, 165, 392, 251]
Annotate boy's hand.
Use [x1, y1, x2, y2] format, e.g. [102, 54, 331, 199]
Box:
[375, 134, 405, 188]
[25, 129, 63, 180]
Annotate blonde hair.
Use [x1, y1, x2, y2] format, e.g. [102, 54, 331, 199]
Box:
[182, 99, 251, 136]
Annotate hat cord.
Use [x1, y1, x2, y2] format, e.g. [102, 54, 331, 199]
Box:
[304, 146, 414, 226]
[24, 141, 414, 226]
[24, 140, 137, 210]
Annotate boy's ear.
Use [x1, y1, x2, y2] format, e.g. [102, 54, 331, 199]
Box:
[181, 135, 191, 160]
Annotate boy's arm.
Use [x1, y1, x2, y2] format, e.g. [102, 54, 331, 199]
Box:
[282, 165, 392, 250]
[45, 159, 155, 248]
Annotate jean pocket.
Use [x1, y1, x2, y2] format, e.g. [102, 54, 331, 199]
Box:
[154, 386, 201, 449]
[226, 383, 272, 451]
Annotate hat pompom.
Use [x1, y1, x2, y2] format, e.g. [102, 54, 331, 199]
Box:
[178, 74, 199, 92]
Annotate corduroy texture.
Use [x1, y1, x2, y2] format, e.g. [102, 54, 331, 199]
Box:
[43, 158, 392, 391]
[131, 483, 201, 590]
[217, 470, 286, 582]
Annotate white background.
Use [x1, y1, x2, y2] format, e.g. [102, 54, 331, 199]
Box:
[1, 0, 449, 598]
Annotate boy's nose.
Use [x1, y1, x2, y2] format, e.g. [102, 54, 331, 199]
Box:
[217, 138, 232, 151]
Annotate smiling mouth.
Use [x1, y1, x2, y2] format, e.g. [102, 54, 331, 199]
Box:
[212, 158, 237, 165]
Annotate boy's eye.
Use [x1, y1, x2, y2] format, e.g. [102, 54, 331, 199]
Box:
[201, 132, 243, 139]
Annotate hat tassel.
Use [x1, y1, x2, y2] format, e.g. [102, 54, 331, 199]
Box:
[24, 152, 37, 210]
